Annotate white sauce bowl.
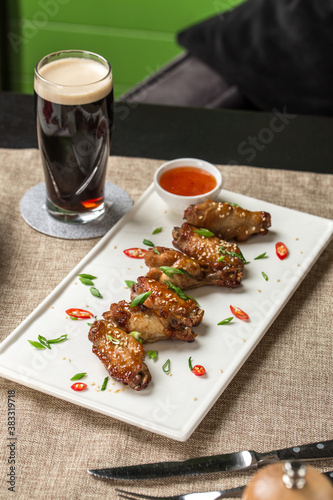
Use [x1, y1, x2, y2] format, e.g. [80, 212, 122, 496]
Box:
[154, 158, 222, 214]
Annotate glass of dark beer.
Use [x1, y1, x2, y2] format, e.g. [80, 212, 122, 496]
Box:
[34, 50, 113, 224]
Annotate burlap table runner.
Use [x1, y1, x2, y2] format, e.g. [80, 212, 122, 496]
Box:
[0, 149, 332, 500]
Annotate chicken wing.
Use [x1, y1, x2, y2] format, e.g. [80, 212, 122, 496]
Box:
[103, 300, 197, 343]
[88, 320, 151, 391]
[145, 246, 210, 289]
[131, 277, 204, 329]
[184, 199, 271, 241]
[172, 223, 244, 288]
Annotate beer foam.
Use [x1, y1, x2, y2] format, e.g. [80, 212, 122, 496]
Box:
[35, 57, 112, 105]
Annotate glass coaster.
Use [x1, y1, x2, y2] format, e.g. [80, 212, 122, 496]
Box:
[20, 182, 133, 239]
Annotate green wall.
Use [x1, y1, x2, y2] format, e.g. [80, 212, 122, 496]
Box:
[5, 0, 244, 99]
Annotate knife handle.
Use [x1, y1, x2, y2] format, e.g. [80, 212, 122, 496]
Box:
[276, 440, 333, 462]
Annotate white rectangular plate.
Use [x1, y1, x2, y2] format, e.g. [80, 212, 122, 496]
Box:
[1, 185, 332, 441]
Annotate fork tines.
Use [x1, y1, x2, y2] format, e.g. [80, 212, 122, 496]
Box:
[115, 489, 176, 500]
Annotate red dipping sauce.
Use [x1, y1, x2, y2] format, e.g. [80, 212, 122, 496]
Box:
[159, 166, 217, 196]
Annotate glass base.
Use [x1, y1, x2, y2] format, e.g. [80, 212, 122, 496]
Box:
[46, 198, 105, 224]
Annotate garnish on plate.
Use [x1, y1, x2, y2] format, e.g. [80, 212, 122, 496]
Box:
[90, 286, 103, 298]
[254, 252, 267, 260]
[101, 376, 109, 391]
[275, 242, 288, 260]
[66, 308, 94, 319]
[143, 239, 155, 247]
[162, 359, 171, 374]
[28, 334, 68, 349]
[217, 317, 234, 325]
[146, 350, 158, 360]
[123, 248, 147, 259]
[188, 356, 206, 376]
[70, 372, 87, 381]
[230, 305, 249, 321]
[71, 382, 87, 392]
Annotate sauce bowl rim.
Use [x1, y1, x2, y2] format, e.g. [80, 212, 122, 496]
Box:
[154, 157, 222, 200]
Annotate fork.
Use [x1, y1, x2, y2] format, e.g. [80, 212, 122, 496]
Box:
[115, 485, 245, 500]
[115, 470, 333, 500]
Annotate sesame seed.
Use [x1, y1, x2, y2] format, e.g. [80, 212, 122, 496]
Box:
[193, 397, 197, 401]
[62, 357, 66, 360]
[90, 382, 95, 386]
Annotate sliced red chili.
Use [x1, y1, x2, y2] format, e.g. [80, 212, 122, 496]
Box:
[230, 305, 249, 321]
[192, 365, 206, 376]
[123, 248, 147, 259]
[71, 382, 87, 391]
[66, 308, 94, 319]
[276, 242, 288, 260]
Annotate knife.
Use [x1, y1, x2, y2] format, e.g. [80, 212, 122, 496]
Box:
[88, 439, 333, 480]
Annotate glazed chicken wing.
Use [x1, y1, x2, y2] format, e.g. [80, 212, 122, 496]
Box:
[131, 277, 204, 329]
[88, 320, 151, 391]
[184, 199, 271, 241]
[172, 223, 244, 288]
[103, 300, 197, 343]
[145, 246, 209, 289]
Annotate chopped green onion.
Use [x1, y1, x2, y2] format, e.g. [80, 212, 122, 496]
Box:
[162, 359, 171, 374]
[254, 252, 267, 260]
[188, 356, 193, 371]
[218, 317, 234, 325]
[90, 286, 103, 298]
[78, 273, 97, 280]
[70, 316, 78, 321]
[186, 295, 201, 308]
[153, 248, 160, 255]
[217, 256, 225, 262]
[28, 340, 46, 349]
[79, 276, 95, 286]
[28, 334, 67, 349]
[262, 271, 269, 281]
[38, 335, 51, 349]
[165, 281, 188, 300]
[160, 266, 194, 279]
[107, 335, 120, 345]
[101, 376, 109, 391]
[152, 227, 162, 235]
[193, 228, 215, 237]
[48, 334, 68, 344]
[229, 202, 239, 207]
[219, 246, 247, 263]
[70, 372, 87, 381]
[130, 331, 142, 342]
[125, 280, 136, 288]
[143, 239, 154, 247]
[146, 350, 158, 360]
[130, 291, 152, 308]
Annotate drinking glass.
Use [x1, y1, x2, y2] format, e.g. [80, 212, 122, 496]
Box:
[34, 50, 113, 223]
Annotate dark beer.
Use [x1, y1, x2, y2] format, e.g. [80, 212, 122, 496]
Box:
[34, 51, 113, 223]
